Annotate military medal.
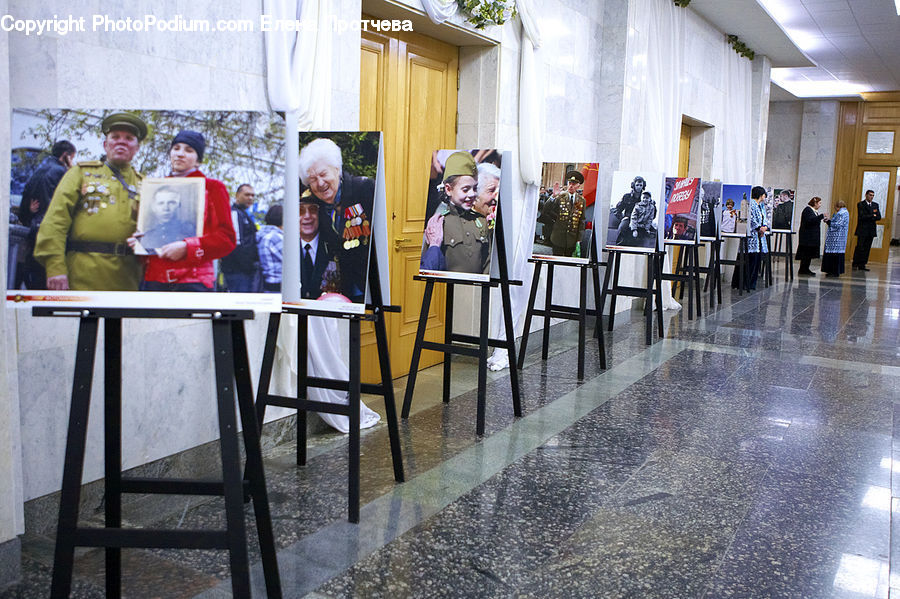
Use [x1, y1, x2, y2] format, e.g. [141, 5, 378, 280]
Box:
[342, 203, 370, 249]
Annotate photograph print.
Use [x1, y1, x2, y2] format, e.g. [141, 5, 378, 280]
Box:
[534, 162, 598, 263]
[770, 187, 795, 232]
[663, 177, 700, 244]
[699, 180, 723, 241]
[606, 171, 665, 252]
[720, 184, 751, 236]
[135, 178, 204, 255]
[420, 149, 501, 281]
[7, 108, 285, 310]
[296, 131, 381, 306]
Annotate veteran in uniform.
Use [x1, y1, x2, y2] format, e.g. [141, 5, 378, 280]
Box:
[542, 170, 586, 257]
[421, 151, 492, 275]
[34, 113, 147, 291]
[300, 137, 374, 303]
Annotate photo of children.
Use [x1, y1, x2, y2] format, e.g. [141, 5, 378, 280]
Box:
[605, 171, 665, 252]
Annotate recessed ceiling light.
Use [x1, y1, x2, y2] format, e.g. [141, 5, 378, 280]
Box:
[895, 0, 900, 16]
[770, 69, 866, 97]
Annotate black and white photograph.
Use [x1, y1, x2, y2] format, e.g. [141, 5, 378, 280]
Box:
[699, 180, 723, 240]
[605, 171, 665, 252]
[771, 187, 795, 232]
[135, 178, 204, 255]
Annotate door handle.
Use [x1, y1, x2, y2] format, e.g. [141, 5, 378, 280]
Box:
[394, 237, 411, 250]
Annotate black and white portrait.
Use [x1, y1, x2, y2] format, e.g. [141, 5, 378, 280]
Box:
[136, 178, 204, 254]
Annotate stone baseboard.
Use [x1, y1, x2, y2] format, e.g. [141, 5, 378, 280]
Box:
[0, 536, 21, 592]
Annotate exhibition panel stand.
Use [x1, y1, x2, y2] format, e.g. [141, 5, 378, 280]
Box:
[253, 250, 405, 524]
[402, 207, 522, 437]
[662, 241, 703, 320]
[40, 306, 282, 599]
[700, 239, 723, 307]
[517, 243, 607, 379]
[769, 231, 793, 282]
[598, 249, 665, 345]
[721, 235, 749, 295]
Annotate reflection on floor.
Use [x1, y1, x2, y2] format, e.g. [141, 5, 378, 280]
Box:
[3, 251, 900, 598]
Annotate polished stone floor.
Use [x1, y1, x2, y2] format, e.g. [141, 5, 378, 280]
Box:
[3, 251, 899, 598]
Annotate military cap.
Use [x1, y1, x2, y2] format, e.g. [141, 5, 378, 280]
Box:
[443, 151, 478, 181]
[101, 112, 148, 141]
[565, 170, 585, 185]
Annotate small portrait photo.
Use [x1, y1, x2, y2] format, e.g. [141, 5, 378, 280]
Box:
[606, 171, 665, 252]
[534, 162, 598, 263]
[419, 149, 501, 280]
[771, 187, 795, 232]
[663, 177, 700, 244]
[699, 181, 722, 240]
[721, 184, 752, 236]
[135, 178, 204, 255]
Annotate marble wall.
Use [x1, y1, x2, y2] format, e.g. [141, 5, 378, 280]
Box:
[764, 102, 803, 188]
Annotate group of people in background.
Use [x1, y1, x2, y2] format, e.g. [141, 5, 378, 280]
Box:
[795, 189, 880, 278]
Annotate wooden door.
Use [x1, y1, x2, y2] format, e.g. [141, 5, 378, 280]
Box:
[846, 166, 897, 264]
[360, 24, 459, 379]
[678, 123, 691, 177]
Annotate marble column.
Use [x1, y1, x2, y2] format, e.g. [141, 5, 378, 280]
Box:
[750, 55, 772, 182]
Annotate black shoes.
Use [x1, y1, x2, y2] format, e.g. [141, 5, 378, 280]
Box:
[798, 270, 816, 276]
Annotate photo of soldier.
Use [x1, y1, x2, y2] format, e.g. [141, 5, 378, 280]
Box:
[538, 170, 586, 257]
[533, 162, 599, 262]
[136, 182, 201, 253]
[699, 181, 722, 240]
[419, 149, 500, 278]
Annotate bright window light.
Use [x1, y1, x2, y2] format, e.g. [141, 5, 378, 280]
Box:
[833, 554, 887, 596]
[861, 485, 890, 511]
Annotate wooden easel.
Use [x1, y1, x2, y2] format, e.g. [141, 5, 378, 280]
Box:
[42, 307, 282, 599]
[720, 235, 749, 294]
[662, 241, 703, 320]
[598, 248, 665, 345]
[253, 247, 404, 524]
[770, 231, 795, 281]
[401, 206, 522, 436]
[700, 239, 723, 307]
[517, 240, 607, 379]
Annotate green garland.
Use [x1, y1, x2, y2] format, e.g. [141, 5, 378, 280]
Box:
[673, 0, 691, 6]
[457, 0, 517, 29]
[727, 34, 756, 60]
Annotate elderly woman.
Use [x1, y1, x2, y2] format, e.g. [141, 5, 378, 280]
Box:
[822, 200, 850, 278]
[745, 185, 769, 291]
[299, 138, 374, 303]
[796, 196, 825, 276]
[130, 130, 236, 291]
[473, 162, 500, 219]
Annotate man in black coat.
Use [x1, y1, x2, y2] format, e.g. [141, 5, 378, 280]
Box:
[18, 140, 76, 288]
[852, 189, 881, 271]
[300, 138, 375, 304]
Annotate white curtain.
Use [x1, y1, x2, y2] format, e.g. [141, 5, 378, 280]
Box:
[264, 0, 380, 433]
[420, 0, 459, 23]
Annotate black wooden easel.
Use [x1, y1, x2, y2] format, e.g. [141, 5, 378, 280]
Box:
[253, 248, 404, 524]
[401, 207, 522, 436]
[662, 242, 702, 320]
[721, 235, 749, 295]
[700, 239, 723, 307]
[598, 248, 665, 345]
[517, 241, 607, 379]
[41, 307, 281, 599]
[770, 231, 794, 281]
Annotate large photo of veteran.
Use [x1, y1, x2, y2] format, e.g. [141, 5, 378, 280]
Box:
[419, 149, 501, 279]
[7, 109, 285, 299]
[769, 187, 795, 232]
[297, 132, 380, 305]
[605, 171, 665, 252]
[135, 178, 204, 255]
[533, 162, 592, 263]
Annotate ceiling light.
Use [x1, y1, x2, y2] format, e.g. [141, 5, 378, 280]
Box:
[770, 69, 866, 97]
[896, 0, 900, 16]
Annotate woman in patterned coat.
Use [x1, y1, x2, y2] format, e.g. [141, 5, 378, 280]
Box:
[821, 200, 849, 278]
[745, 186, 769, 290]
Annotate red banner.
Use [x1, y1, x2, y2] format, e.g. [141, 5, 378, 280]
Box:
[666, 177, 699, 215]
[581, 163, 599, 207]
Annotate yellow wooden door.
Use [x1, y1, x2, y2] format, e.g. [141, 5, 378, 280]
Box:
[360, 25, 459, 379]
[846, 166, 897, 264]
[678, 123, 691, 177]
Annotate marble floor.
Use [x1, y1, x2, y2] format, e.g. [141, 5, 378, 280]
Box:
[3, 250, 899, 598]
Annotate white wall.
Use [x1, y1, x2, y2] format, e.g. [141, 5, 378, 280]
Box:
[764, 102, 803, 188]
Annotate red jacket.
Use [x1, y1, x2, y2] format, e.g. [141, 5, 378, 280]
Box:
[143, 170, 237, 288]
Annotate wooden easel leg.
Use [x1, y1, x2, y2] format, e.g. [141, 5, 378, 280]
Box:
[50, 316, 99, 599]
[577, 266, 587, 380]
[591, 259, 603, 340]
[675, 247, 686, 300]
[297, 314, 309, 466]
[104, 318, 122, 599]
[476, 285, 490, 436]
[500, 280, 522, 417]
[401, 280, 434, 418]
[608, 252, 621, 332]
[443, 283, 454, 403]
[644, 256, 653, 345]
[685, 247, 694, 320]
[348, 319, 361, 523]
[541, 264, 554, 360]
[655, 253, 665, 340]
[716, 241, 723, 305]
[374, 308, 405, 482]
[231, 320, 282, 598]
[693, 245, 702, 318]
[211, 319, 251, 598]
[255, 312, 281, 426]
[517, 262, 541, 369]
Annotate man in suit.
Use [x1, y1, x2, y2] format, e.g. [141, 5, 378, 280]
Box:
[300, 137, 374, 303]
[299, 193, 337, 300]
[852, 189, 881, 271]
